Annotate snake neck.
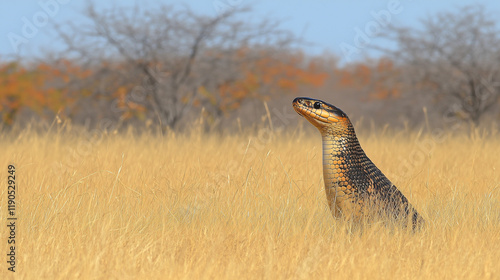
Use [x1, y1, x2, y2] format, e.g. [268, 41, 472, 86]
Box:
[320, 125, 368, 194]
[321, 134, 360, 158]
[320, 124, 395, 200]
[321, 124, 363, 165]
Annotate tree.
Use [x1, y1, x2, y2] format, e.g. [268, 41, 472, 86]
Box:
[375, 5, 500, 125]
[53, 3, 298, 129]
[195, 49, 328, 122]
[0, 60, 86, 125]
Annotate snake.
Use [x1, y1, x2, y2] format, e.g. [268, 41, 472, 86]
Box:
[293, 97, 424, 229]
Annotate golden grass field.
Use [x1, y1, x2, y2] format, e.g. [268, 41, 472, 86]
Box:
[1, 121, 500, 279]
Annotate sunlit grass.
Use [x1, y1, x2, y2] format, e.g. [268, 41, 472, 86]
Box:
[1, 122, 499, 279]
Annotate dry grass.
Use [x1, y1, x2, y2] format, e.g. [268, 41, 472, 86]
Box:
[1, 122, 499, 279]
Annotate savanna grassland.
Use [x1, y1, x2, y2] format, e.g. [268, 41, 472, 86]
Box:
[1, 121, 500, 279]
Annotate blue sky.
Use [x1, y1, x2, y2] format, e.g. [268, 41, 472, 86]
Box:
[2, 0, 500, 63]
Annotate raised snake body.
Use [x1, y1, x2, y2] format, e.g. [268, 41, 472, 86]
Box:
[293, 97, 424, 228]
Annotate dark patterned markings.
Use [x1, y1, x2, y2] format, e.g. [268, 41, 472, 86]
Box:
[293, 97, 424, 229]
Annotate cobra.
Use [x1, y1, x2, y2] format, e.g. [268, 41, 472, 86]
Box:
[293, 97, 424, 229]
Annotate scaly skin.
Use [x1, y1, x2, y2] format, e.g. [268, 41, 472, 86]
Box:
[292, 97, 424, 229]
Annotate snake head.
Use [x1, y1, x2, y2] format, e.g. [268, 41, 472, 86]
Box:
[292, 97, 350, 132]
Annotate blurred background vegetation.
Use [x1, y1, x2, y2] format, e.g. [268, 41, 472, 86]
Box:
[1, 2, 500, 132]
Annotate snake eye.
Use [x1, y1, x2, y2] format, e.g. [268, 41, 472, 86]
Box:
[313, 102, 321, 109]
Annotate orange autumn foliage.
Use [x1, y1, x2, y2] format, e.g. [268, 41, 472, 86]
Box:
[338, 58, 402, 100]
[112, 84, 147, 121]
[1, 52, 328, 124]
[213, 51, 328, 112]
[0, 60, 89, 124]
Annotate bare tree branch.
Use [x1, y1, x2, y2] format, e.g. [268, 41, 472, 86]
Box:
[50, 2, 299, 130]
[374, 5, 500, 125]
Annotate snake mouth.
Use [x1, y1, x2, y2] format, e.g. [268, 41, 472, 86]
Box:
[292, 103, 305, 118]
[293, 97, 340, 124]
[293, 105, 331, 126]
[293, 105, 303, 117]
